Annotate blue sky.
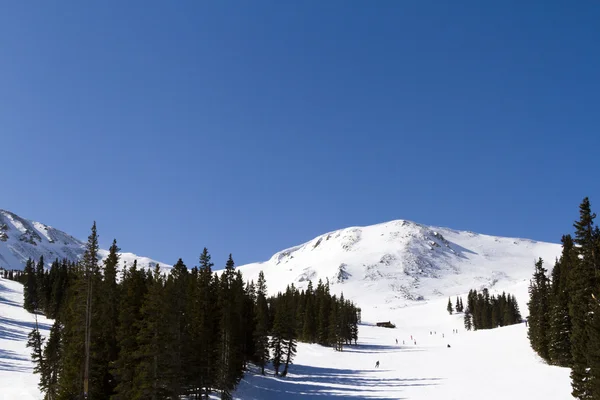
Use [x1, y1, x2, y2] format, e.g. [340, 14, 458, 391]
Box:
[1, 1, 599, 269]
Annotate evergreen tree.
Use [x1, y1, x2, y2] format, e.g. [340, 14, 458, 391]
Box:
[132, 265, 174, 399]
[447, 297, 453, 315]
[254, 271, 270, 375]
[548, 235, 574, 367]
[95, 239, 120, 397]
[570, 198, 598, 399]
[23, 258, 38, 313]
[216, 255, 245, 399]
[35, 255, 47, 312]
[193, 248, 219, 398]
[113, 260, 148, 400]
[57, 222, 102, 399]
[464, 309, 472, 331]
[41, 320, 62, 400]
[163, 258, 190, 397]
[27, 315, 45, 377]
[302, 281, 317, 343]
[528, 258, 551, 362]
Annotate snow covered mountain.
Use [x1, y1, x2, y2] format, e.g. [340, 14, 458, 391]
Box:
[0, 209, 166, 271]
[237, 219, 562, 315]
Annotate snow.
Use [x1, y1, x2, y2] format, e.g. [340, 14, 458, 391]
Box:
[233, 282, 572, 400]
[0, 217, 574, 399]
[0, 277, 52, 400]
[0, 276, 574, 399]
[0, 209, 169, 273]
[236, 219, 561, 314]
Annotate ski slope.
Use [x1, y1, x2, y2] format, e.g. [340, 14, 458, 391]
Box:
[234, 279, 572, 400]
[0, 277, 52, 400]
[0, 276, 573, 399]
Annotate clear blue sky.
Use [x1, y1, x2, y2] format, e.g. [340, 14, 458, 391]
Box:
[2, 1, 599, 269]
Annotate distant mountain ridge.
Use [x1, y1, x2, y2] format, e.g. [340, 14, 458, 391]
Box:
[236, 219, 562, 311]
[1, 208, 562, 313]
[0, 209, 166, 271]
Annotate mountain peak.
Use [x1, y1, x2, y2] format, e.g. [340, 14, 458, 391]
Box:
[0, 209, 166, 272]
[237, 219, 561, 309]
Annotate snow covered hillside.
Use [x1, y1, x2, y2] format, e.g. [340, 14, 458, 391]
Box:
[0, 276, 573, 400]
[237, 220, 561, 321]
[0, 209, 167, 272]
[0, 217, 572, 399]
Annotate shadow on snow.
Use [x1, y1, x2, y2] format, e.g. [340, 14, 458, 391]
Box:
[0, 349, 31, 373]
[236, 364, 441, 399]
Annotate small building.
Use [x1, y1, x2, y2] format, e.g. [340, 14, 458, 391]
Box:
[376, 321, 396, 329]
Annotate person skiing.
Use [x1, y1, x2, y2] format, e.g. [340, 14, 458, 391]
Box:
[375, 361, 380, 368]
[395, 338, 398, 344]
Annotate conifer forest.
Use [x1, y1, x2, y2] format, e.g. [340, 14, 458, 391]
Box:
[12, 224, 361, 400]
[527, 197, 600, 399]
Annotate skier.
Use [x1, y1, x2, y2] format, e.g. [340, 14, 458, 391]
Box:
[395, 338, 398, 344]
[375, 361, 380, 368]
[442, 333, 444, 338]
[447, 344, 451, 348]
[403, 340, 405, 345]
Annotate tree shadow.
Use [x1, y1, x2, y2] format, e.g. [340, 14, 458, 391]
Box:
[0, 349, 31, 373]
[0, 294, 22, 308]
[0, 321, 27, 341]
[0, 316, 51, 332]
[342, 343, 425, 354]
[0, 280, 20, 295]
[236, 364, 441, 399]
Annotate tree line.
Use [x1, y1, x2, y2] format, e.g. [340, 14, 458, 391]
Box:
[22, 223, 361, 400]
[462, 289, 522, 331]
[1, 267, 24, 281]
[527, 197, 600, 399]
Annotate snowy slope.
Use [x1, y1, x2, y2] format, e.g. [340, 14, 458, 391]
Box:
[0, 217, 572, 400]
[233, 282, 572, 400]
[237, 220, 561, 321]
[0, 277, 52, 399]
[0, 276, 573, 400]
[0, 209, 168, 272]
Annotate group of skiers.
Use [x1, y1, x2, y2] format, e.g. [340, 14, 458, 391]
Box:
[374, 329, 458, 368]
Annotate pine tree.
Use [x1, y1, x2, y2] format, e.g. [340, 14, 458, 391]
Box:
[548, 236, 574, 367]
[216, 255, 245, 399]
[254, 271, 270, 375]
[57, 222, 102, 399]
[447, 297, 453, 315]
[27, 315, 45, 376]
[113, 260, 148, 399]
[570, 198, 598, 399]
[464, 308, 472, 331]
[163, 258, 189, 397]
[95, 239, 121, 397]
[132, 264, 174, 399]
[41, 320, 62, 399]
[23, 258, 38, 313]
[528, 258, 551, 362]
[302, 281, 317, 343]
[35, 255, 47, 313]
[193, 248, 219, 398]
[281, 286, 298, 376]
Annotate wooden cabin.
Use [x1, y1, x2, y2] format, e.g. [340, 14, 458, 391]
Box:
[376, 321, 396, 328]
